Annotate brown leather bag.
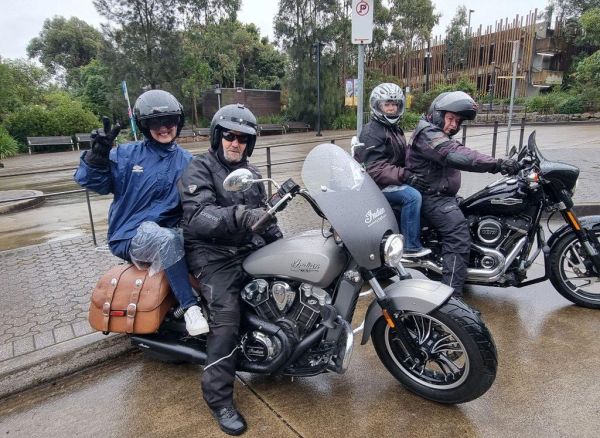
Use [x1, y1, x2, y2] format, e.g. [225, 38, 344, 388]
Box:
[89, 264, 175, 334]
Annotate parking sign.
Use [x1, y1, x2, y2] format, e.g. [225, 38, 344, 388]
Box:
[352, 0, 373, 44]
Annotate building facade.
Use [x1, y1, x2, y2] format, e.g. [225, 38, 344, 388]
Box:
[372, 10, 571, 99]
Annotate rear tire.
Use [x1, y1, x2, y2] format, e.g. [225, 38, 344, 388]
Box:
[372, 297, 497, 404]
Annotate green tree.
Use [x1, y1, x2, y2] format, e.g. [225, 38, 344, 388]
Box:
[0, 58, 50, 123]
[551, 0, 600, 19]
[580, 8, 600, 45]
[390, 0, 439, 60]
[26, 16, 104, 84]
[444, 6, 469, 73]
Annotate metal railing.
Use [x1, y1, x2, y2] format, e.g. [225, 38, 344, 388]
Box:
[0, 121, 529, 246]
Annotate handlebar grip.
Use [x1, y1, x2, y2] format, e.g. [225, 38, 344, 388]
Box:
[251, 211, 274, 233]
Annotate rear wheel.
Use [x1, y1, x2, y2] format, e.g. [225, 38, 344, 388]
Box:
[549, 228, 600, 309]
[372, 297, 497, 404]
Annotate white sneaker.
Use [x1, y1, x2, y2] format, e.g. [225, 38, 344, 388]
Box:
[184, 305, 209, 336]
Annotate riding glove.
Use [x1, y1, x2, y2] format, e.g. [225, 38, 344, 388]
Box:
[496, 158, 521, 175]
[85, 116, 121, 168]
[404, 170, 428, 191]
[235, 206, 273, 234]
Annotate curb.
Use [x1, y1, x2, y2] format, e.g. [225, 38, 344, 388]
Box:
[0, 332, 133, 400]
[0, 190, 45, 214]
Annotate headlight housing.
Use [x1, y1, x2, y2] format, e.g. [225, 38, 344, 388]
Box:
[382, 234, 404, 267]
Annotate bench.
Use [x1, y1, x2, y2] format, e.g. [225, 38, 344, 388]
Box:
[26, 136, 75, 155]
[285, 121, 311, 132]
[75, 133, 92, 150]
[195, 128, 211, 138]
[258, 124, 286, 136]
[178, 129, 196, 143]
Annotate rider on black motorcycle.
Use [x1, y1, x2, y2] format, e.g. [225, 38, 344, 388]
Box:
[178, 104, 282, 436]
[406, 91, 521, 296]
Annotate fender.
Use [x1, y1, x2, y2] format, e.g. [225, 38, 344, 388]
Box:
[546, 215, 600, 249]
[360, 278, 453, 345]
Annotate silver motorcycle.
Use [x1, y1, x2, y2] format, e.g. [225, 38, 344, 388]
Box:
[132, 143, 497, 404]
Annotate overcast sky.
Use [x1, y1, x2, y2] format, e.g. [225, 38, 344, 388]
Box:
[0, 0, 549, 61]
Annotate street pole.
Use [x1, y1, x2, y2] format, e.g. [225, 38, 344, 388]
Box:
[314, 41, 323, 137]
[467, 9, 474, 36]
[425, 40, 431, 92]
[506, 40, 520, 155]
[357, 43, 365, 136]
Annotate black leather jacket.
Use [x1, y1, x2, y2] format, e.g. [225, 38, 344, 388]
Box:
[178, 149, 281, 274]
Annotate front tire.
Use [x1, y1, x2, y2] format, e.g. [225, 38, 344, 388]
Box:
[372, 297, 497, 404]
[549, 228, 600, 309]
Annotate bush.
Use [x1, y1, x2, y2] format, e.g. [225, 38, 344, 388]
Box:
[0, 126, 19, 159]
[400, 111, 421, 131]
[557, 96, 585, 114]
[331, 111, 357, 130]
[5, 96, 99, 143]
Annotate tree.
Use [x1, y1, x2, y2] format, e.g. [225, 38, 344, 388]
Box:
[444, 6, 469, 74]
[580, 8, 600, 46]
[0, 58, 50, 123]
[26, 16, 104, 84]
[551, 0, 600, 20]
[389, 0, 439, 60]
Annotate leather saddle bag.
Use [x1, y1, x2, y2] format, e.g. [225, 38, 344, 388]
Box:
[89, 264, 175, 334]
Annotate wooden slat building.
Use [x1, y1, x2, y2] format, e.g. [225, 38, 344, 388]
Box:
[372, 10, 571, 99]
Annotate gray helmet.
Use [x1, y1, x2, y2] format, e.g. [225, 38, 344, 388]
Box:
[210, 103, 258, 156]
[427, 91, 478, 130]
[133, 90, 185, 138]
[369, 83, 405, 126]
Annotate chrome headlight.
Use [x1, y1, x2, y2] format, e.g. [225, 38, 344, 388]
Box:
[382, 234, 404, 267]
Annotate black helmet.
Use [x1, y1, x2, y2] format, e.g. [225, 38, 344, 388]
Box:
[210, 103, 258, 156]
[369, 83, 405, 126]
[133, 90, 185, 139]
[427, 91, 478, 130]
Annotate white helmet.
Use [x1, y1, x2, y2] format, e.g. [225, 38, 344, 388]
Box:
[369, 83, 405, 126]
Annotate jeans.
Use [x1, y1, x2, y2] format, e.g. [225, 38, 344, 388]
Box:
[110, 231, 198, 310]
[382, 184, 424, 250]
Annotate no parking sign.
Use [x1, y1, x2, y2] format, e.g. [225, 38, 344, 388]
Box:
[351, 0, 373, 44]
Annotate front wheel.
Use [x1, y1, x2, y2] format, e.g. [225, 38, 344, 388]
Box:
[372, 297, 497, 404]
[549, 228, 600, 309]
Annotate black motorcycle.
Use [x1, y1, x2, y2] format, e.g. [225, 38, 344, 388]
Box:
[404, 131, 600, 309]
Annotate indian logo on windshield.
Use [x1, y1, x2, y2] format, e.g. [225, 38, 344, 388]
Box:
[365, 208, 386, 227]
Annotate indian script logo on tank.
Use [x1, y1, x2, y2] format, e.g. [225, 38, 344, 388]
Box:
[365, 207, 386, 227]
[290, 259, 321, 273]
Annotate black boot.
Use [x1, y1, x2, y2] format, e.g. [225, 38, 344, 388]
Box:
[211, 406, 247, 435]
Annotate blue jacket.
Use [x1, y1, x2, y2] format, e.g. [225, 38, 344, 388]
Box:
[74, 139, 192, 245]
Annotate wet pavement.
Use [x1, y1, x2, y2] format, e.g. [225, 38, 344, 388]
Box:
[0, 124, 599, 436]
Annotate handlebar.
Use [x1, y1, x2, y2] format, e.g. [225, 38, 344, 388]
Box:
[251, 210, 275, 233]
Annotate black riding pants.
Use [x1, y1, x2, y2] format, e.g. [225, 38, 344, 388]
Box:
[195, 256, 248, 410]
[421, 194, 471, 295]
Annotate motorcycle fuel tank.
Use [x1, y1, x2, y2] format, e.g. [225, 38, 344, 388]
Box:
[460, 177, 531, 216]
[243, 230, 348, 288]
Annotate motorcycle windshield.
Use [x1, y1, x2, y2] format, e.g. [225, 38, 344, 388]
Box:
[301, 143, 398, 270]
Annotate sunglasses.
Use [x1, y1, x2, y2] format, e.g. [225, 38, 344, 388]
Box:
[222, 131, 249, 144]
[146, 115, 180, 130]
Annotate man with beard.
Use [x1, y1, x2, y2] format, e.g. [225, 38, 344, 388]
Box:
[178, 104, 282, 436]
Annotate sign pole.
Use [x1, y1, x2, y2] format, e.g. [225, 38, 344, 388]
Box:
[506, 40, 519, 155]
[351, 0, 373, 137]
[357, 44, 365, 136]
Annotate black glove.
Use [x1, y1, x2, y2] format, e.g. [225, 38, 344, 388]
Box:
[235, 206, 273, 234]
[496, 158, 521, 176]
[404, 170, 428, 192]
[85, 116, 121, 167]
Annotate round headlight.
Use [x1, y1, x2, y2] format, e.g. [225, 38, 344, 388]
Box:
[383, 234, 404, 267]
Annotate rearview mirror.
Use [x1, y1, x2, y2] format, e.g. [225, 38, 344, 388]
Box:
[223, 168, 254, 192]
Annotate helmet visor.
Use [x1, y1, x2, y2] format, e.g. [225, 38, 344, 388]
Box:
[378, 100, 402, 118]
[145, 115, 181, 131]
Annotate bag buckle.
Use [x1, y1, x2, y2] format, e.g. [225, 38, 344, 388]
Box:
[126, 303, 137, 318]
[102, 302, 111, 316]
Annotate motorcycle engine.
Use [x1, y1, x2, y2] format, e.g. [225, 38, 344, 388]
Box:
[470, 216, 532, 248]
[240, 279, 332, 362]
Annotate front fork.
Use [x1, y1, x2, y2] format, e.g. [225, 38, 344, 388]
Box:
[367, 276, 423, 364]
[560, 208, 600, 273]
